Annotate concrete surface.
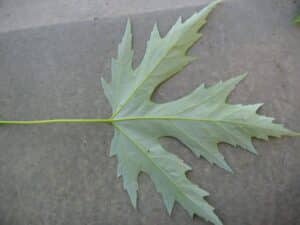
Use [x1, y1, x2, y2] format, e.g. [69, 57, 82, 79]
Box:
[0, 0, 211, 33]
[0, 0, 300, 225]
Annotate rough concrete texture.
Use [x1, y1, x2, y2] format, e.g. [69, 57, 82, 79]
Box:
[0, 0, 300, 225]
[0, 0, 211, 33]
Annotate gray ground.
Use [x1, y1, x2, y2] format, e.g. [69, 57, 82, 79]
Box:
[0, 0, 211, 33]
[0, 0, 300, 225]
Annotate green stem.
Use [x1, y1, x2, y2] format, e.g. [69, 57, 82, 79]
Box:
[0, 118, 113, 125]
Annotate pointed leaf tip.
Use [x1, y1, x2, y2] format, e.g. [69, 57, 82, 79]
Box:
[198, 0, 222, 16]
[149, 23, 161, 41]
[235, 72, 248, 82]
[126, 18, 131, 32]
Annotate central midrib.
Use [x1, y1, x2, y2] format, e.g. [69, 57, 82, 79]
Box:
[113, 116, 267, 130]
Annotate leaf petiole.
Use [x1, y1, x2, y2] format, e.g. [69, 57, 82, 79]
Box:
[0, 118, 113, 125]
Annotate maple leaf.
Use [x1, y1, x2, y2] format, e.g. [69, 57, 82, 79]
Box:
[100, 1, 296, 224]
[0, 1, 298, 224]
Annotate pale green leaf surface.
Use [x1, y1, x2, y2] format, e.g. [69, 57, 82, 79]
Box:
[101, 1, 295, 224]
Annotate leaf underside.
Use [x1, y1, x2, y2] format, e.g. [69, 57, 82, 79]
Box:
[101, 1, 295, 224]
